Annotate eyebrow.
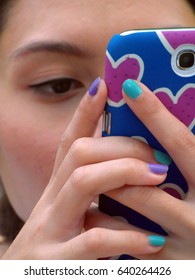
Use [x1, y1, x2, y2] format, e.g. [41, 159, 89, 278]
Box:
[9, 40, 94, 60]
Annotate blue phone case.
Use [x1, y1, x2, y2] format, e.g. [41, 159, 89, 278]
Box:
[99, 28, 195, 260]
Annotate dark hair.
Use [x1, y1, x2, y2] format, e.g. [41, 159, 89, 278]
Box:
[0, 188, 24, 242]
[190, 0, 195, 8]
[0, 0, 16, 33]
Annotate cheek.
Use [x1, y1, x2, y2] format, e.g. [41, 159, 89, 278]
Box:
[0, 81, 82, 219]
[0, 111, 64, 220]
[0, 118, 57, 184]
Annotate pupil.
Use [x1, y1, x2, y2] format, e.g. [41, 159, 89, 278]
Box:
[52, 80, 71, 93]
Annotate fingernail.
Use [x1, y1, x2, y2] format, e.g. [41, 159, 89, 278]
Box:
[149, 235, 166, 247]
[122, 79, 142, 99]
[154, 150, 172, 166]
[88, 77, 101, 96]
[148, 163, 168, 175]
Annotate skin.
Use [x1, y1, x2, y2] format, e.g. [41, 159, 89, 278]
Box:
[0, 0, 195, 259]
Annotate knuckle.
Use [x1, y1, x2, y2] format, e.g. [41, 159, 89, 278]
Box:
[69, 137, 91, 161]
[84, 228, 104, 252]
[125, 232, 145, 253]
[70, 166, 87, 190]
[173, 126, 195, 152]
[179, 203, 195, 235]
[140, 96, 161, 119]
[131, 186, 155, 207]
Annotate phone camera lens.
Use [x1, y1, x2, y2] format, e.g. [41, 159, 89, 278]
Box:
[172, 46, 195, 77]
[178, 51, 194, 69]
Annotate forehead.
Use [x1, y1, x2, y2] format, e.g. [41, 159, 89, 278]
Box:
[1, 0, 194, 59]
[6, 0, 193, 32]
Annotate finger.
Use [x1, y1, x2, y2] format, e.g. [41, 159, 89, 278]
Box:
[59, 228, 166, 259]
[122, 79, 195, 183]
[48, 136, 158, 197]
[51, 159, 168, 231]
[107, 184, 193, 237]
[84, 204, 169, 259]
[52, 78, 107, 176]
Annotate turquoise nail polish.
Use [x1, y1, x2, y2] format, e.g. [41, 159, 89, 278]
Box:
[122, 79, 142, 99]
[149, 235, 166, 247]
[154, 150, 172, 166]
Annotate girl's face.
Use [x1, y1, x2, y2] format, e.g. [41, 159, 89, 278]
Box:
[0, 0, 194, 221]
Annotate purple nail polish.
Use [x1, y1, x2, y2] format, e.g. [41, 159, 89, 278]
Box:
[148, 163, 168, 175]
[88, 77, 101, 96]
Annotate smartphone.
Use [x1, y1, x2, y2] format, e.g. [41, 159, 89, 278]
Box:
[99, 28, 195, 259]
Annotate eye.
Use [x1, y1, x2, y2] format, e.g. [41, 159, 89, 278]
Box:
[30, 77, 83, 96]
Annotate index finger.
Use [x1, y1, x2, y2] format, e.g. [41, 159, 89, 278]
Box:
[52, 78, 107, 176]
[122, 79, 195, 183]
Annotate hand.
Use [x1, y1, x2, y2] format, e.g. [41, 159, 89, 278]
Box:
[104, 79, 195, 259]
[2, 79, 168, 259]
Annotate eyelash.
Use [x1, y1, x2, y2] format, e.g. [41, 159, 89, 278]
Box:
[29, 77, 83, 97]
